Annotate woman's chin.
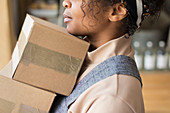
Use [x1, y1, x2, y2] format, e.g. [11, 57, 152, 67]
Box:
[66, 29, 81, 36]
[66, 25, 87, 36]
[66, 29, 76, 35]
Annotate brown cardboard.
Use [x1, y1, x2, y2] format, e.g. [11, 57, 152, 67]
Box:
[0, 14, 89, 96]
[0, 75, 55, 113]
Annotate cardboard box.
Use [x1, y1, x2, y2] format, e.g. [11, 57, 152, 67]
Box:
[0, 14, 89, 96]
[0, 75, 55, 113]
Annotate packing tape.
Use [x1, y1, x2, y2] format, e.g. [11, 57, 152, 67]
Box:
[21, 42, 82, 76]
[0, 98, 48, 113]
[0, 98, 15, 113]
[18, 104, 48, 113]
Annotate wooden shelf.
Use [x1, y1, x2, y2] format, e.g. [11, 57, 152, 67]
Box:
[141, 71, 170, 113]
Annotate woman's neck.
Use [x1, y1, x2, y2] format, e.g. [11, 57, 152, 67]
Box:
[87, 28, 126, 51]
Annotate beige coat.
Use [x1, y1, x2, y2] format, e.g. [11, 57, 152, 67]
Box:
[68, 35, 145, 113]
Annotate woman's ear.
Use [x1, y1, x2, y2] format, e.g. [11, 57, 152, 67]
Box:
[108, 3, 128, 22]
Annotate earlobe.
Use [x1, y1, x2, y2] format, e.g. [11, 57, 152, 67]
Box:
[108, 3, 128, 22]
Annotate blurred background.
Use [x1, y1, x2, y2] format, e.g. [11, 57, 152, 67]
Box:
[0, 0, 170, 113]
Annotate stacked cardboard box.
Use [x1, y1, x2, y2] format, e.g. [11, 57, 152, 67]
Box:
[0, 75, 55, 113]
[0, 14, 89, 112]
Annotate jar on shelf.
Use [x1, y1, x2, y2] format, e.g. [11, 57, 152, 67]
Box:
[168, 50, 170, 70]
[144, 41, 156, 71]
[133, 41, 144, 70]
[156, 41, 168, 70]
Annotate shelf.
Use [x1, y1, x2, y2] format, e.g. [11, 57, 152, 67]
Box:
[28, 9, 58, 18]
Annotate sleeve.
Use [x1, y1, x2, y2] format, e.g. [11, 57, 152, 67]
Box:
[87, 95, 135, 113]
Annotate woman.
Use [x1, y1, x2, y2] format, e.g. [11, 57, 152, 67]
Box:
[51, 0, 165, 113]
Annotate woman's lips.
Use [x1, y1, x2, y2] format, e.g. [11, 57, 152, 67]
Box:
[63, 14, 72, 23]
[64, 18, 72, 23]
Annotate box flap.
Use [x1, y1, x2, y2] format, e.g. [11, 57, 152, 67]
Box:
[28, 14, 68, 35]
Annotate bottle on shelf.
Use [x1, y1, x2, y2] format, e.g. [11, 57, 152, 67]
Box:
[156, 41, 168, 70]
[133, 41, 143, 70]
[144, 41, 156, 71]
[168, 50, 170, 70]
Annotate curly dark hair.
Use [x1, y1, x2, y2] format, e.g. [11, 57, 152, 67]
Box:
[80, 0, 165, 36]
